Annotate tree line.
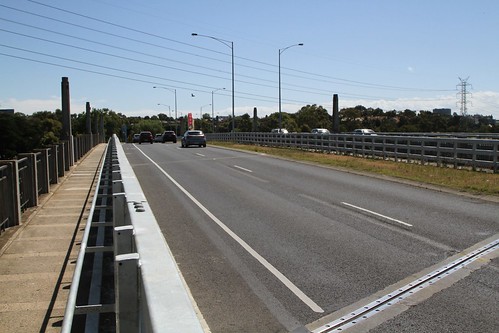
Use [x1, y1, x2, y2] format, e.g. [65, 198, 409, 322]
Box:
[1, 104, 497, 158]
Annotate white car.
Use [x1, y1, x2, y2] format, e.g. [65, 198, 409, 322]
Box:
[353, 128, 376, 135]
[311, 128, 330, 134]
[271, 128, 289, 134]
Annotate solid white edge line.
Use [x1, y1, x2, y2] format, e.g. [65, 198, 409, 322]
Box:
[135, 147, 324, 313]
[234, 165, 253, 173]
[342, 202, 413, 228]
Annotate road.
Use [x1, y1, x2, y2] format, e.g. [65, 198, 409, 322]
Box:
[123, 142, 499, 333]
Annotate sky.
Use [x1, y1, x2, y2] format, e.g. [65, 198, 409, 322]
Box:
[1, 0, 499, 120]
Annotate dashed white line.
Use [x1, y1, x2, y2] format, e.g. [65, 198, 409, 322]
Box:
[342, 202, 413, 228]
[234, 165, 253, 173]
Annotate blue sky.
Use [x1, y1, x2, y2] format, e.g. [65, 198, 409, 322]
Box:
[1, 0, 498, 120]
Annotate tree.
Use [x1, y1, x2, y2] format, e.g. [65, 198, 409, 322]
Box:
[237, 113, 253, 132]
[295, 104, 331, 131]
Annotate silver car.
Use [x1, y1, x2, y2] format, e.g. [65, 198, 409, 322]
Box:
[181, 130, 207, 148]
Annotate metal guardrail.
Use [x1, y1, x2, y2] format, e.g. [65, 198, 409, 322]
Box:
[62, 135, 205, 333]
[208, 132, 499, 173]
[0, 134, 103, 234]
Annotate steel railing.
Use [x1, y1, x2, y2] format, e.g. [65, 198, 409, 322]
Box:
[0, 134, 104, 233]
[62, 135, 205, 332]
[208, 132, 499, 173]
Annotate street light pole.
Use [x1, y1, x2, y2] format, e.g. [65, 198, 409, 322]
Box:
[157, 103, 171, 118]
[192, 33, 235, 132]
[211, 87, 225, 132]
[200, 104, 211, 131]
[157, 103, 171, 130]
[278, 43, 303, 131]
[153, 86, 178, 134]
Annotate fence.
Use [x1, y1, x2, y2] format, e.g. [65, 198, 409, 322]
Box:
[0, 134, 104, 234]
[207, 132, 499, 173]
[62, 135, 205, 333]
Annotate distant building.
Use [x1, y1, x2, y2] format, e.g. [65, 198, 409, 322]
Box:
[0, 109, 15, 114]
[433, 108, 451, 116]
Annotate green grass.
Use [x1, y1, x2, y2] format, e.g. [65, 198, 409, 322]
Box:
[210, 141, 499, 197]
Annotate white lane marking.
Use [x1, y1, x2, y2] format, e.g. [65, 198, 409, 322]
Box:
[135, 147, 324, 313]
[195, 153, 205, 157]
[342, 202, 413, 228]
[234, 165, 253, 173]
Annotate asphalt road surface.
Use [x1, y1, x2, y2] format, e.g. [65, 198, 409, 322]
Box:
[124, 142, 499, 333]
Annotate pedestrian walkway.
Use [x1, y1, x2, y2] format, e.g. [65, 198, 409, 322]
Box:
[0, 144, 106, 333]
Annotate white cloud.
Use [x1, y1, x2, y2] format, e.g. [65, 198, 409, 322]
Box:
[3, 91, 499, 120]
[0, 97, 88, 115]
[340, 91, 499, 118]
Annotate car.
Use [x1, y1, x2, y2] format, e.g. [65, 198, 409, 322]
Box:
[132, 134, 140, 143]
[181, 130, 206, 147]
[271, 128, 289, 134]
[311, 128, 330, 134]
[161, 131, 177, 143]
[353, 128, 376, 135]
[139, 131, 154, 144]
[154, 134, 164, 142]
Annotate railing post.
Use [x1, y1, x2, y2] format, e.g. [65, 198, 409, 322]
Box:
[115, 253, 140, 333]
[0, 161, 21, 229]
[18, 153, 38, 207]
[48, 145, 59, 184]
[57, 142, 66, 176]
[34, 149, 50, 194]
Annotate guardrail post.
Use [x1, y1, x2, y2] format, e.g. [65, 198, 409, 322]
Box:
[115, 253, 140, 333]
[113, 180, 124, 194]
[114, 225, 135, 255]
[113, 193, 128, 227]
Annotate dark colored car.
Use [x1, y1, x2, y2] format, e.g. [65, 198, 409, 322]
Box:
[154, 134, 164, 142]
[181, 130, 206, 148]
[162, 131, 177, 143]
[139, 131, 154, 144]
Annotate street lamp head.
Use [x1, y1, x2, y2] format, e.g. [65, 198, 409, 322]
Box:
[191, 33, 198, 36]
[298, 43, 304, 46]
[153, 86, 157, 88]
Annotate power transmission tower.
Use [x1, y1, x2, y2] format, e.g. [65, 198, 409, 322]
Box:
[457, 77, 472, 116]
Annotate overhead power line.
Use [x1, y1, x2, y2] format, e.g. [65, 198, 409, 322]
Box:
[3, 2, 453, 94]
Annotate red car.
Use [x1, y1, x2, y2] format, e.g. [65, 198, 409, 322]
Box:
[139, 131, 153, 144]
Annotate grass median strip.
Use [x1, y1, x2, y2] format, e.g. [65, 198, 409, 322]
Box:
[210, 142, 499, 197]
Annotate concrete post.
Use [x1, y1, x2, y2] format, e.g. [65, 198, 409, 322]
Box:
[252, 107, 258, 132]
[61, 77, 74, 166]
[333, 94, 339, 133]
[100, 114, 105, 141]
[85, 102, 92, 134]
